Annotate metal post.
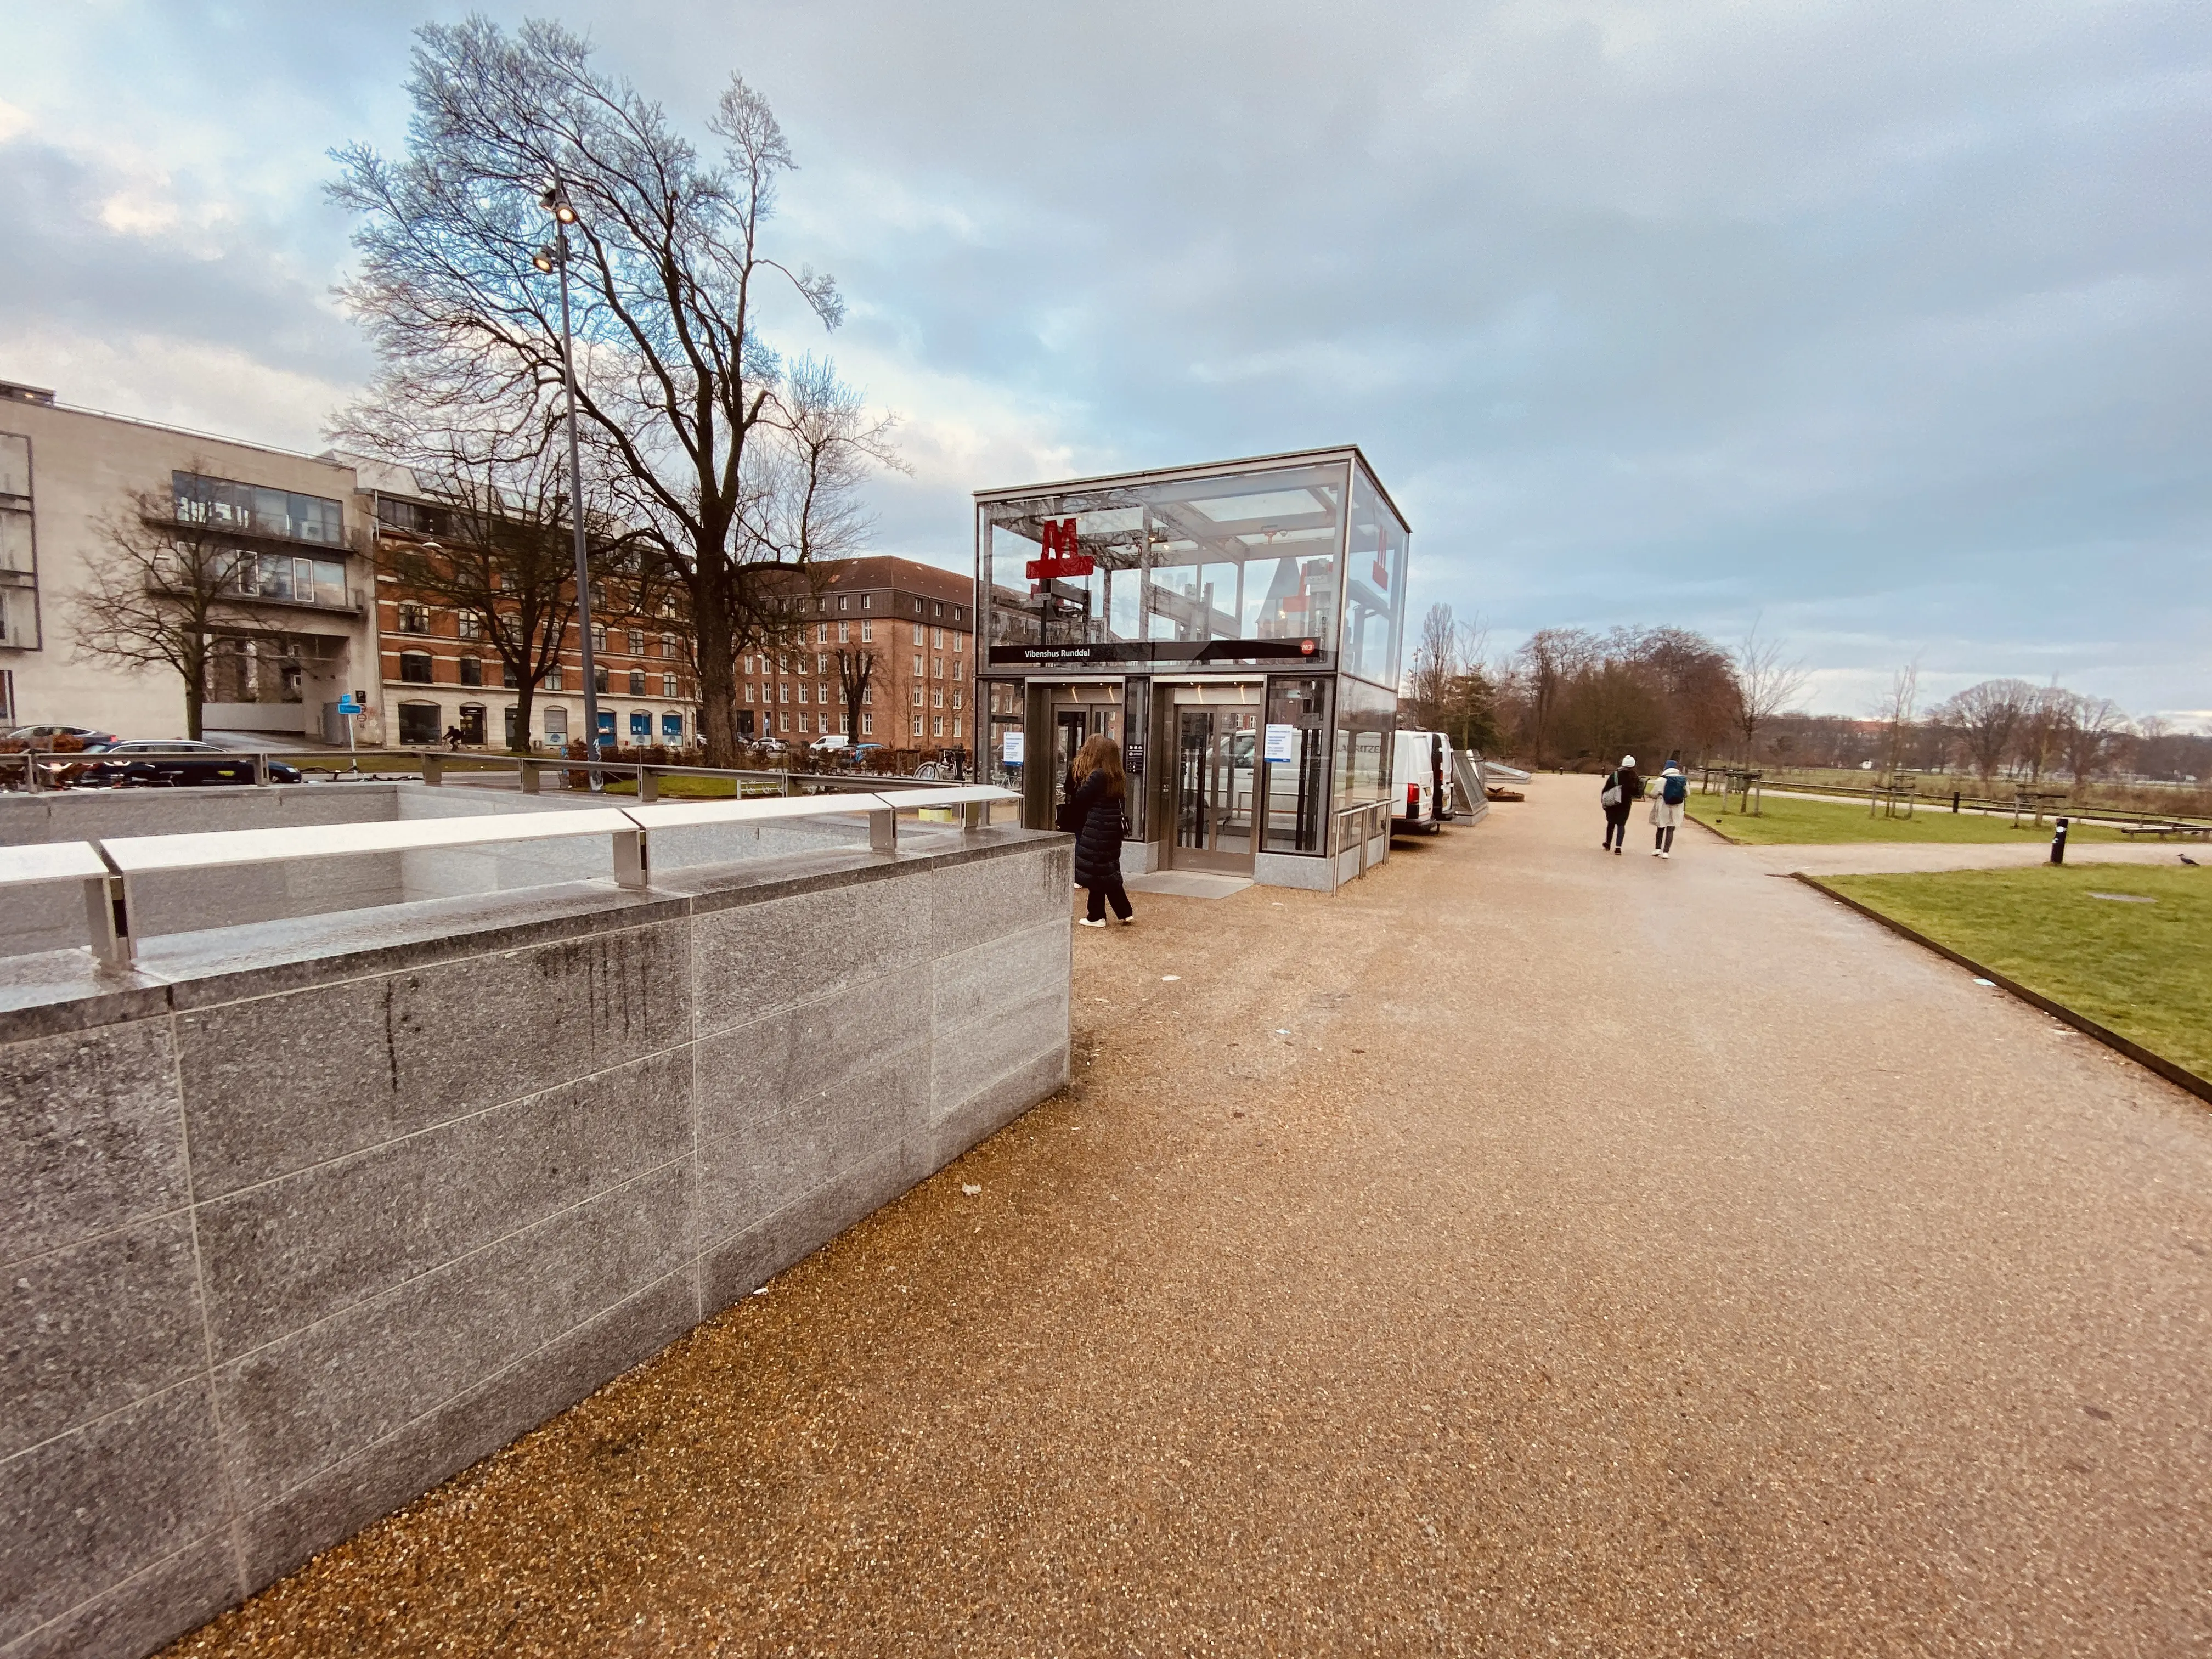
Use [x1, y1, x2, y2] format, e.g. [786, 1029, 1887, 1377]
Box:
[520, 759, 541, 795]
[612, 828, 649, 888]
[83, 872, 132, 968]
[422, 752, 443, 787]
[544, 211, 602, 792]
[2050, 816, 2068, 865]
[870, 809, 897, 853]
[639, 767, 659, 804]
[24, 749, 40, 794]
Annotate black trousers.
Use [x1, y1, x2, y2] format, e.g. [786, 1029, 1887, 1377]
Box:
[1085, 878, 1133, 922]
[1602, 808, 1630, 849]
[1654, 823, 1676, 851]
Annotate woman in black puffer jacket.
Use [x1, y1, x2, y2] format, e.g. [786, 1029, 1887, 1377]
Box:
[1067, 735, 1133, 927]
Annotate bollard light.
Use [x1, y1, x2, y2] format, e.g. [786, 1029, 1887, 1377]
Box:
[2050, 816, 2069, 865]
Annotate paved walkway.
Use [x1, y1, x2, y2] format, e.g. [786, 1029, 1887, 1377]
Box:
[171, 778, 2212, 1656]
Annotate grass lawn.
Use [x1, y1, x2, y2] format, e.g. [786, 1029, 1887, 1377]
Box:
[1686, 791, 2127, 846]
[1820, 865, 2212, 1082]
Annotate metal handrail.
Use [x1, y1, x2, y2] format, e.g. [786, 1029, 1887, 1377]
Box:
[0, 785, 1017, 968]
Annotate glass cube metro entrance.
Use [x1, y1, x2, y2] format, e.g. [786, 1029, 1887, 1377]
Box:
[975, 447, 1409, 890]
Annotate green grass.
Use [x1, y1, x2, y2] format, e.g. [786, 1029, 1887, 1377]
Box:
[1686, 791, 2128, 846]
[1821, 865, 2212, 1081]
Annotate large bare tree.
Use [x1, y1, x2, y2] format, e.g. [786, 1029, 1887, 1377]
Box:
[1873, 658, 1920, 780]
[2057, 692, 2130, 783]
[331, 18, 896, 766]
[70, 469, 276, 739]
[1729, 620, 1809, 763]
[1937, 678, 2035, 784]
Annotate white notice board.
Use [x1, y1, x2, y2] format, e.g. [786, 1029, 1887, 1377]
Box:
[1263, 723, 1296, 763]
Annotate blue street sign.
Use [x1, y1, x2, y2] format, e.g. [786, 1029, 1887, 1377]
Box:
[337, 697, 363, 715]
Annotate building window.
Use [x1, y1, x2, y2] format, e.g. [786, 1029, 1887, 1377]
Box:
[933, 716, 944, 738]
[860, 686, 872, 706]
[629, 711, 651, 741]
[932, 628, 944, 648]
[911, 622, 924, 644]
[545, 705, 569, 741]
[860, 619, 873, 642]
[912, 655, 924, 676]
[913, 600, 923, 616]
[780, 711, 791, 732]
[778, 683, 789, 703]
[797, 682, 809, 704]
[952, 633, 963, 655]
[664, 673, 679, 698]
[816, 652, 828, 673]
[951, 690, 963, 710]
[911, 686, 924, 706]
[397, 603, 429, 635]
[591, 623, 607, 651]
[861, 594, 871, 610]
[457, 612, 482, 640]
[459, 656, 483, 687]
[817, 682, 828, 705]
[503, 660, 518, 689]
[745, 683, 755, 703]
[816, 622, 828, 643]
[861, 713, 873, 736]
[934, 602, 944, 618]
[457, 704, 487, 745]
[932, 689, 944, 709]
[661, 712, 684, 740]
[662, 633, 678, 659]
[838, 596, 849, 611]
[398, 651, 433, 684]
[799, 712, 811, 733]
[594, 665, 609, 693]
[627, 629, 645, 656]
[173, 472, 344, 545]
[397, 701, 441, 744]
[933, 657, 944, 678]
[621, 669, 640, 695]
[544, 663, 562, 691]
[911, 715, 924, 737]
[952, 716, 962, 740]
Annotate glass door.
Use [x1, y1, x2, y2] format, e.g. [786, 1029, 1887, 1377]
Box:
[1167, 699, 1259, 872]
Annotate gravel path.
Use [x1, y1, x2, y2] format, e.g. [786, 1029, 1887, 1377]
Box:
[170, 777, 2212, 1657]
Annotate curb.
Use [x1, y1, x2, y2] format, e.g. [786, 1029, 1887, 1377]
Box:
[1793, 873, 2212, 1108]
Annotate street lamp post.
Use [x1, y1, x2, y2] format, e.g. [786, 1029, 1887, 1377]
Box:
[535, 187, 601, 783]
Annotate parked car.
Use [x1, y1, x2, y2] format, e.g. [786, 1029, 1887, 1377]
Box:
[75, 741, 303, 788]
[809, 733, 851, 753]
[1391, 729, 1453, 833]
[2, 724, 118, 751]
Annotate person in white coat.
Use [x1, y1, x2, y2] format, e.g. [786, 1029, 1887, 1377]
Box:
[1649, 762, 1687, 856]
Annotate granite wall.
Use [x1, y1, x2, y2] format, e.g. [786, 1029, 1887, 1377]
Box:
[0, 827, 1071, 1659]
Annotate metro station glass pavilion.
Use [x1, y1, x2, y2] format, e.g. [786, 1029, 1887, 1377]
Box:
[975, 447, 1410, 890]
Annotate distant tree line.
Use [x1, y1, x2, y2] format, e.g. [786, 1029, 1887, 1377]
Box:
[1400, 607, 2206, 787]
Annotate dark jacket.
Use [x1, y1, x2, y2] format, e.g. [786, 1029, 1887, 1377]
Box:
[1069, 769, 1126, 887]
[1602, 767, 1644, 814]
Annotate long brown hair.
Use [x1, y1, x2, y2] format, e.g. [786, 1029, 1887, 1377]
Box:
[1072, 734, 1125, 799]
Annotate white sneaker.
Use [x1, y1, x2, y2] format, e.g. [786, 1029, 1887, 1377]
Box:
[1077, 917, 1107, 928]
[1661, 850, 1672, 859]
[1651, 848, 1662, 856]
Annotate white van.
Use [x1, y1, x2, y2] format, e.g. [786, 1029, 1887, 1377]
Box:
[1392, 729, 1453, 833]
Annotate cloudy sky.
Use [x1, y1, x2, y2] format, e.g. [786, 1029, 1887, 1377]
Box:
[2, 1, 2205, 723]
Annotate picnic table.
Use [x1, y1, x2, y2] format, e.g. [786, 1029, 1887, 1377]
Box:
[2118, 821, 2212, 840]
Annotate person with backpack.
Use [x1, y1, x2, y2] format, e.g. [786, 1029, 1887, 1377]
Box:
[1600, 754, 1643, 855]
[1650, 762, 1688, 857]
[1068, 735, 1134, 926]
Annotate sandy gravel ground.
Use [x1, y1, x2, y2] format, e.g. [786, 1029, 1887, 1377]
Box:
[169, 777, 2212, 1657]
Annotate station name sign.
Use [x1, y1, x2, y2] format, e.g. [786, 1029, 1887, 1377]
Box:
[1025, 518, 1093, 580]
[988, 639, 1323, 666]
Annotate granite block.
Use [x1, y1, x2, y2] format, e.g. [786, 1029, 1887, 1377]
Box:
[238, 1270, 695, 1589]
[693, 1049, 927, 1249]
[196, 1045, 693, 1359]
[697, 1139, 923, 1313]
[930, 917, 1070, 1031]
[0, 1019, 186, 1267]
[931, 988, 1069, 1124]
[691, 879, 931, 1034]
[215, 1159, 692, 1509]
[925, 846, 1071, 956]
[175, 918, 692, 1199]
[0, 1380, 229, 1647]
[0, 1531, 240, 1659]
[694, 972, 929, 1117]
[932, 1045, 1069, 1171]
[0, 1215, 206, 1460]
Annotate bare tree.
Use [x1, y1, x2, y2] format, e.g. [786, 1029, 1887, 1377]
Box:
[2058, 692, 2129, 783]
[1937, 678, 2035, 785]
[333, 396, 647, 751]
[1729, 620, 1810, 763]
[70, 469, 281, 739]
[331, 19, 898, 766]
[833, 645, 876, 751]
[1872, 658, 1920, 780]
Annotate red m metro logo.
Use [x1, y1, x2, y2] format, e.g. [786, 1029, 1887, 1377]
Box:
[1026, 518, 1093, 580]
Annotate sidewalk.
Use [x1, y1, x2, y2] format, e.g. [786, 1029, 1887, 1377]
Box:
[169, 775, 2212, 1657]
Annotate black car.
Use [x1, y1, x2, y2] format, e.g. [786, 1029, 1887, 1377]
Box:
[76, 741, 304, 788]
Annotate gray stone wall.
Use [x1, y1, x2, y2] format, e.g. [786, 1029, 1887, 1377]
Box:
[0, 828, 1071, 1659]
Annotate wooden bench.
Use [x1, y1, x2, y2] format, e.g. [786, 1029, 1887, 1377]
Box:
[2119, 822, 2212, 840]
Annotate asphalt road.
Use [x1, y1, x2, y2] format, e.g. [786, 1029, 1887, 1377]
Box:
[171, 776, 2212, 1657]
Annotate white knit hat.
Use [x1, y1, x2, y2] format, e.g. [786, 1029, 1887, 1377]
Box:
[1621, 754, 1635, 766]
